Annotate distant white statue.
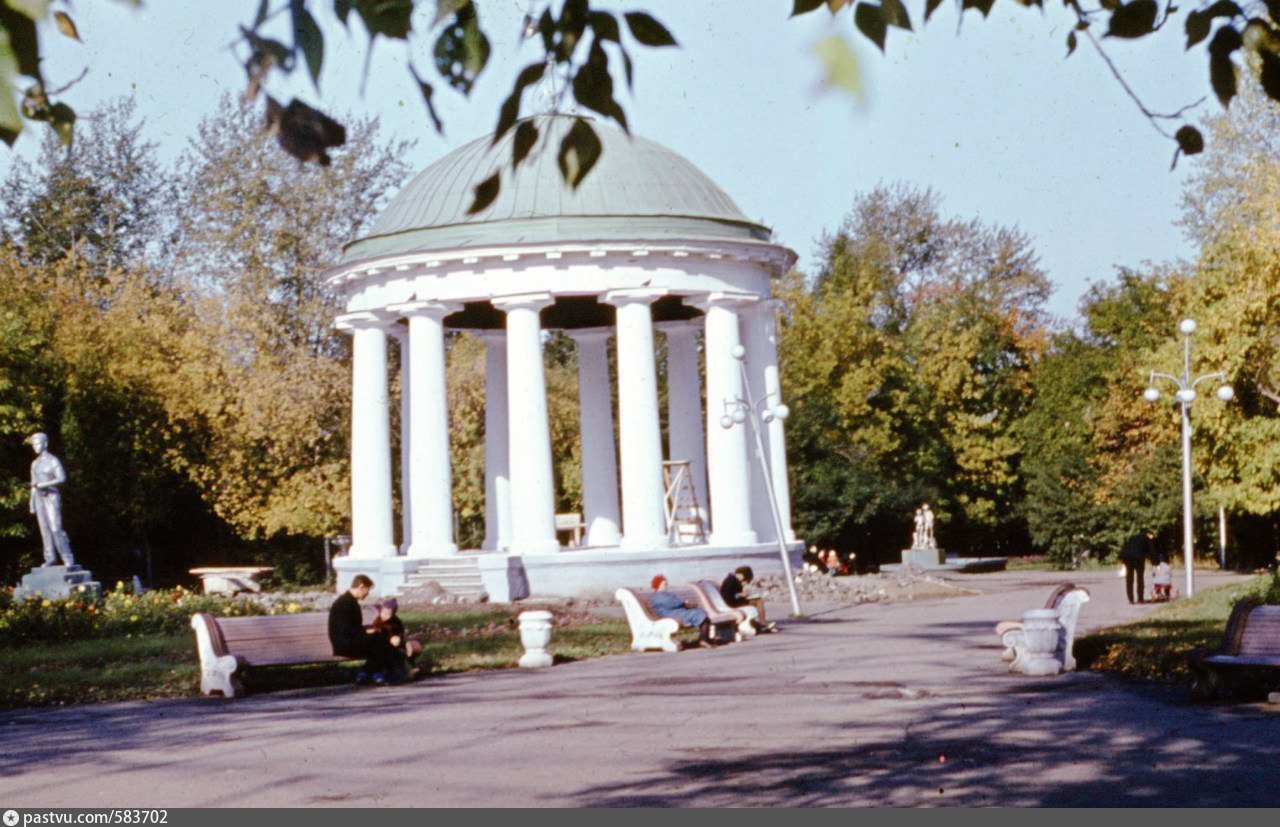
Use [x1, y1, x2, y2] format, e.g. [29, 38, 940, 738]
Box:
[28, 432, 76, 567]
[910, 503, 938, 550]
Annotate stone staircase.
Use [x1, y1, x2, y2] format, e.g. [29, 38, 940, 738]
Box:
[400, 556, 487, 602]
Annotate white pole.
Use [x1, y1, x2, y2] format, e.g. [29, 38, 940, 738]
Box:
[1218, 505, 1227, 569]
[1181, 398, 1195, 597]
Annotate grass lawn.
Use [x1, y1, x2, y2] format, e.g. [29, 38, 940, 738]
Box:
[1076, 572, 1279, 683]
[0, 605, 632, 709]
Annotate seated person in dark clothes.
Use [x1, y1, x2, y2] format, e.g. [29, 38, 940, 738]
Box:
[328, 574, 399, 686]
[649, 574, 714, 648]
[370, 597, 422, 684]
[720, 566, 776, 633]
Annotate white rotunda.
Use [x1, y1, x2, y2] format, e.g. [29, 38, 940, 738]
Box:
[321, 115, 801, 599]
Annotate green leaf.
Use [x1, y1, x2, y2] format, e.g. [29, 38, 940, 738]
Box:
[621, 47, 634, 89]
[1106, 0, 1158, 38]
[961, 0, 996, 16]
[355, 0, 413, 40]
[492, 61, 545, 143]
[334, 0, 354, 26]
[468, 171, 500, 215]
[623, 11, 677, 47]
[1208, 24, 1242, 104]
[47, 100, 73, 146]
[557, 118, 602, 188]
[1266, 0, 1280, 25]
[572, 40, 627, 130]
[1185, 10, 1211, 47]
[813, 34, 864, 98]
[925, 0, 946, 21]
[4, 0, 48, 22]
[1259, 46, 1280, 100]
[294, 7, 325, 87]
[792, 0, 827, 14]
[0, 30, 22, 145]
[588, 10, 620, 42]
[854, 3, 887, 51]
[433, 16, 490, 95]
[254, 0, 271, 27]
[1067, 29, 1078, 55]
[0, 3, 40, 77]
[512, 119, 538, 166]
[1174, 124, 1204, 154]
[409, 65, 444, 133]
[882, 0, 912, 30]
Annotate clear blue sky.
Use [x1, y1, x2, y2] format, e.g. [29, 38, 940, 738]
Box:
[2, 1, 1216, 322]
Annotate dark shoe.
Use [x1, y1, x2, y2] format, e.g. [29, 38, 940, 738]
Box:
[371, 672, 388, 686]
[354, 671, 371, 685]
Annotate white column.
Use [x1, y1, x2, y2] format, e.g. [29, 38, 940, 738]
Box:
[337, 312, 398, 559]
[701, 295, 758, 546]
[481, 332, 512, 552]
[391, 301, 460, 557]
[568, 328, 622, 547]
[495, 295, 560, 555]
[742, 305, 777, 543]
[760, 299, 795, 542]
[387, 326, 411, 552]
[659, 321, 709, 528]
[605, 290, 669, 549]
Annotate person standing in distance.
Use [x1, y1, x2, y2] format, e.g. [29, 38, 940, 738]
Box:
[28, 432, 75, 567]
[1120, 529, 1156, 604]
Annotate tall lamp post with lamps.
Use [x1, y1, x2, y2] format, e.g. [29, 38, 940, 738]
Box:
[1141, 319, 1233, 598]
[720, 344, 804, 617]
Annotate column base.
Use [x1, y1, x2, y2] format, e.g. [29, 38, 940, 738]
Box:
[346, 543, 400, 559]
[509, 538, 563, 555]
[406, 542, 460, 558]
[620, 534, 670, 551]
[710, 530, 758, 547]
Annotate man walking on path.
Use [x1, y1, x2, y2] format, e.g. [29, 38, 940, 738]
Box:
[1120, 529, 1156, 604]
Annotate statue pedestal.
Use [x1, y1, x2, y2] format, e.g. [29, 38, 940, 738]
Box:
[900, 547, 945, 568]
[13, 565, 102, 601]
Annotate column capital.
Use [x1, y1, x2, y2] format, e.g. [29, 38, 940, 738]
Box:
[686, 291, 760, 312]
[566, 326, 613, 344]
[492, 293, 554, 312]
[388, 300, 463, 320]
[335, 310, 399, 332]
[655, 319, 703, 336]
[602, 288, 669, 307]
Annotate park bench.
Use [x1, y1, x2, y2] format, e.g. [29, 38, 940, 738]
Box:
[689, 580, 757, 640]
[191, 606, 375, 698]
[996, 584, 1090, 673]
[615, 588, 681, 652]
[1188, 597, 1280, 701]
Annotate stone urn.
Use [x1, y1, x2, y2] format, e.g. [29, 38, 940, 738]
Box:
[517, 610, 554, 668]
[1016, 608, 1063, 676]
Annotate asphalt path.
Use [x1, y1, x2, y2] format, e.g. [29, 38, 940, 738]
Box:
[1, 567, 1275, 807]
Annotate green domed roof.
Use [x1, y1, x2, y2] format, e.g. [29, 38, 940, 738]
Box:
[342, 115, 769, 262]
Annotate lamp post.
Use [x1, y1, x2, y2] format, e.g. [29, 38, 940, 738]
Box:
[1141, 319, 1233, 598]
[719, 345, 804, 617]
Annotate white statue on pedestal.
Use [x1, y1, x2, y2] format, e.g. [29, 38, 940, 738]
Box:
[922, 503, 935, 549]
[29, 432, 76, 567]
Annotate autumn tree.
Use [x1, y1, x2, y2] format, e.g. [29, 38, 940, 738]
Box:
[780, 184, 1050, 564]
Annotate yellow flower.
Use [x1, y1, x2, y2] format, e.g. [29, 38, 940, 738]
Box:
[41, 600, 51, 608]
[129, 615, 139, 622]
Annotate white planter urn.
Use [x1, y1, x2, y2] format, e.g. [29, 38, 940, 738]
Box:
[1017, 608, 1063, 676]
[518, 610, 554, 668]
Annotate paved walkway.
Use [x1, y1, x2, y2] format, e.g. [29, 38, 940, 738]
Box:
[2, 567, 1277, 807]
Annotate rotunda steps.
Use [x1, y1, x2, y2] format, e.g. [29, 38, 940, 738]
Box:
[400, 556, 487, 602]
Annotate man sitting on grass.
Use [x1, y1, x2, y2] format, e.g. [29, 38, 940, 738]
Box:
[328, 574, 399, 686]
[650, 574, 714, 649]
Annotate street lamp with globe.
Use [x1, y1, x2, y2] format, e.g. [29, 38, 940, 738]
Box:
[1142, 319, 1233, 597]
[719, 344, 804, 617]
